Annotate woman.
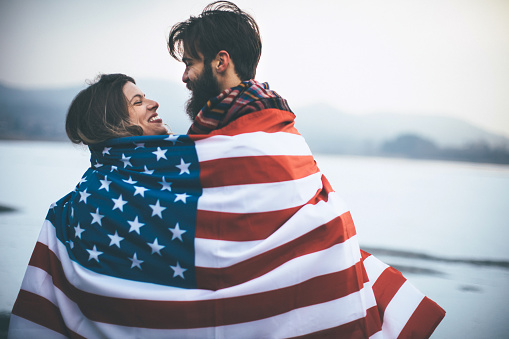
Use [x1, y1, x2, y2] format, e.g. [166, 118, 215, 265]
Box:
[66, 73, 169, 144]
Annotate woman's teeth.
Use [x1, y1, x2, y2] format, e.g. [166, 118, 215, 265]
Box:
[149, 115, 161, 122]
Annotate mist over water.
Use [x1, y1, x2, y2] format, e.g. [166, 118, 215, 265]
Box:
[1, 141, 508, 338]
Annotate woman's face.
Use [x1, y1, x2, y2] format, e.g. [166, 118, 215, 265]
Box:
[123, 82, 168, 136]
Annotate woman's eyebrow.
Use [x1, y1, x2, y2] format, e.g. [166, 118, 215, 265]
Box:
[129, 94, 144, 103]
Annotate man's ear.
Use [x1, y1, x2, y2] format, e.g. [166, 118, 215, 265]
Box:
[214, 50, 231, 74]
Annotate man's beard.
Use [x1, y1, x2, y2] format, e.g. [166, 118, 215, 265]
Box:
[185, 63, 221, 120]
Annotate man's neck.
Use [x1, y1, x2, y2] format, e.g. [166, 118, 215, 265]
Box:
[218, 75, 242, 93]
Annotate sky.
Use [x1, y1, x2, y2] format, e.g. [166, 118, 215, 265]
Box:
[1, 0, 508, 137]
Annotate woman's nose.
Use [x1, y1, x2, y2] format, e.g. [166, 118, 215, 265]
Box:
[148, 99, 159, 110]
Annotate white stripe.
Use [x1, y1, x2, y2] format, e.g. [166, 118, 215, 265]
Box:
[196, 192, 349, 268]
[369, 329, 385, 339]
[382, 280, 425, 337]
[194, 131, 312, 162]
[36, 219, 362, 302]
[20, 266, 59, 305]
[8, 315, 68, 339]
[363, 254, 390, 283]
[198, 171, 323, 213]
[195, 238, 263, 268]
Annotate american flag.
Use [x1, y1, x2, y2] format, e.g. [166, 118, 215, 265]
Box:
[9, 109, 445, 338]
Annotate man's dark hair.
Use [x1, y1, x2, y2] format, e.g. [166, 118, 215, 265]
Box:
[66, 73, 143, 145]
[167, 1, 262, 80]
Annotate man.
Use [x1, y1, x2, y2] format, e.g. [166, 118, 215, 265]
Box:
[165, 1, 445, 338]
[168, 1, 291, 135]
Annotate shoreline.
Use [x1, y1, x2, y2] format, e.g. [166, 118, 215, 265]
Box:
[363, 246, 509, 269]
[0, 205, 16, 213]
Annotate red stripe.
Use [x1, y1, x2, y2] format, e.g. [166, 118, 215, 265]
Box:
[372, 266, 407, 321]
[397, 296, 446, 339]
[196, 212, 357, 290]
[360, 250, 371, 261]
[196, 207, 301, 240]
[190, 109, 299, 139]
[199, 155, 318, 188]
[288, 305, 382, 339]
[196, 174, 334, 241]
[27, 242, 369, 330]
[11, 290, 85, 339]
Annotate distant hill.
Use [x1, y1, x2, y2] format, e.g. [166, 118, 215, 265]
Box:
[293, 103, 509, 152]
[0, 83, 83, 140]
[1, 80, 508, 164]
[0, 79, 192, 141]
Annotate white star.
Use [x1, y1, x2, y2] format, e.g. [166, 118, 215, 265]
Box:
[112, 194, 128, 212]
[50, 202, 57, 209]
[102, 147, 111, 155]
[147, 238, 165, 255]
[90, 208, 104, 226]
[121, 153, 132, 168]
[67, 240, 74, 249]
[133, 186, 149, 197]
[170, 261, 187, 279]
[94, 161, 103, 168]
[159, 177, 172, 191]
[123, 176, 137, 185]
[108, 231, 124, 248]
[174, 192, 191, 204]
[129, 252, 143, 269]
[110, 165, 118, 172]
[79, 188, 91, 203]
[169, 222, 187, 241]
[165, 134, 180, 145]
[149, 200, 166, 218]
[134, 142, 145, 149]
[153, 147, 167, 161]
[74, 223, 85, 239]
[143, 165, 154, 175]
[87, 245, 103, 262]
[71, 207, 74, 218]
[78, 176, 87, 185]
[99, 176, 112, 191]
[176, 158, 191, 175]
[128, 216, 145, 234]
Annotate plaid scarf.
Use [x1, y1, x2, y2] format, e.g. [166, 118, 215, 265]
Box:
[188, 79, 293, 134]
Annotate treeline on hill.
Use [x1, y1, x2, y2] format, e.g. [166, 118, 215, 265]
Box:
[380, 134, 509, 165]
[0, 84, 79, 141]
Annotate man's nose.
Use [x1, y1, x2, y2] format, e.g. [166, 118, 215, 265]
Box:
[182, 70, 189, 83]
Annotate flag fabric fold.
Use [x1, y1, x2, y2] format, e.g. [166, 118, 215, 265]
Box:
[9, 108, 444, 338]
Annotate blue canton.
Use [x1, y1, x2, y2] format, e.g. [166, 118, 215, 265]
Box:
[47, 135, 201, 288]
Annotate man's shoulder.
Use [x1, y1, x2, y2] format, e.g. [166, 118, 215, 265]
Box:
[209, 108, 297, 136]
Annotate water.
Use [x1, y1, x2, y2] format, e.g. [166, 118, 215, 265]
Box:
[1, 141, 508, 338]
[315, 154, 509, 261]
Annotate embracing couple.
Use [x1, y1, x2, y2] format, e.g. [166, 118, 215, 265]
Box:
[8, 2, 444, 338]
